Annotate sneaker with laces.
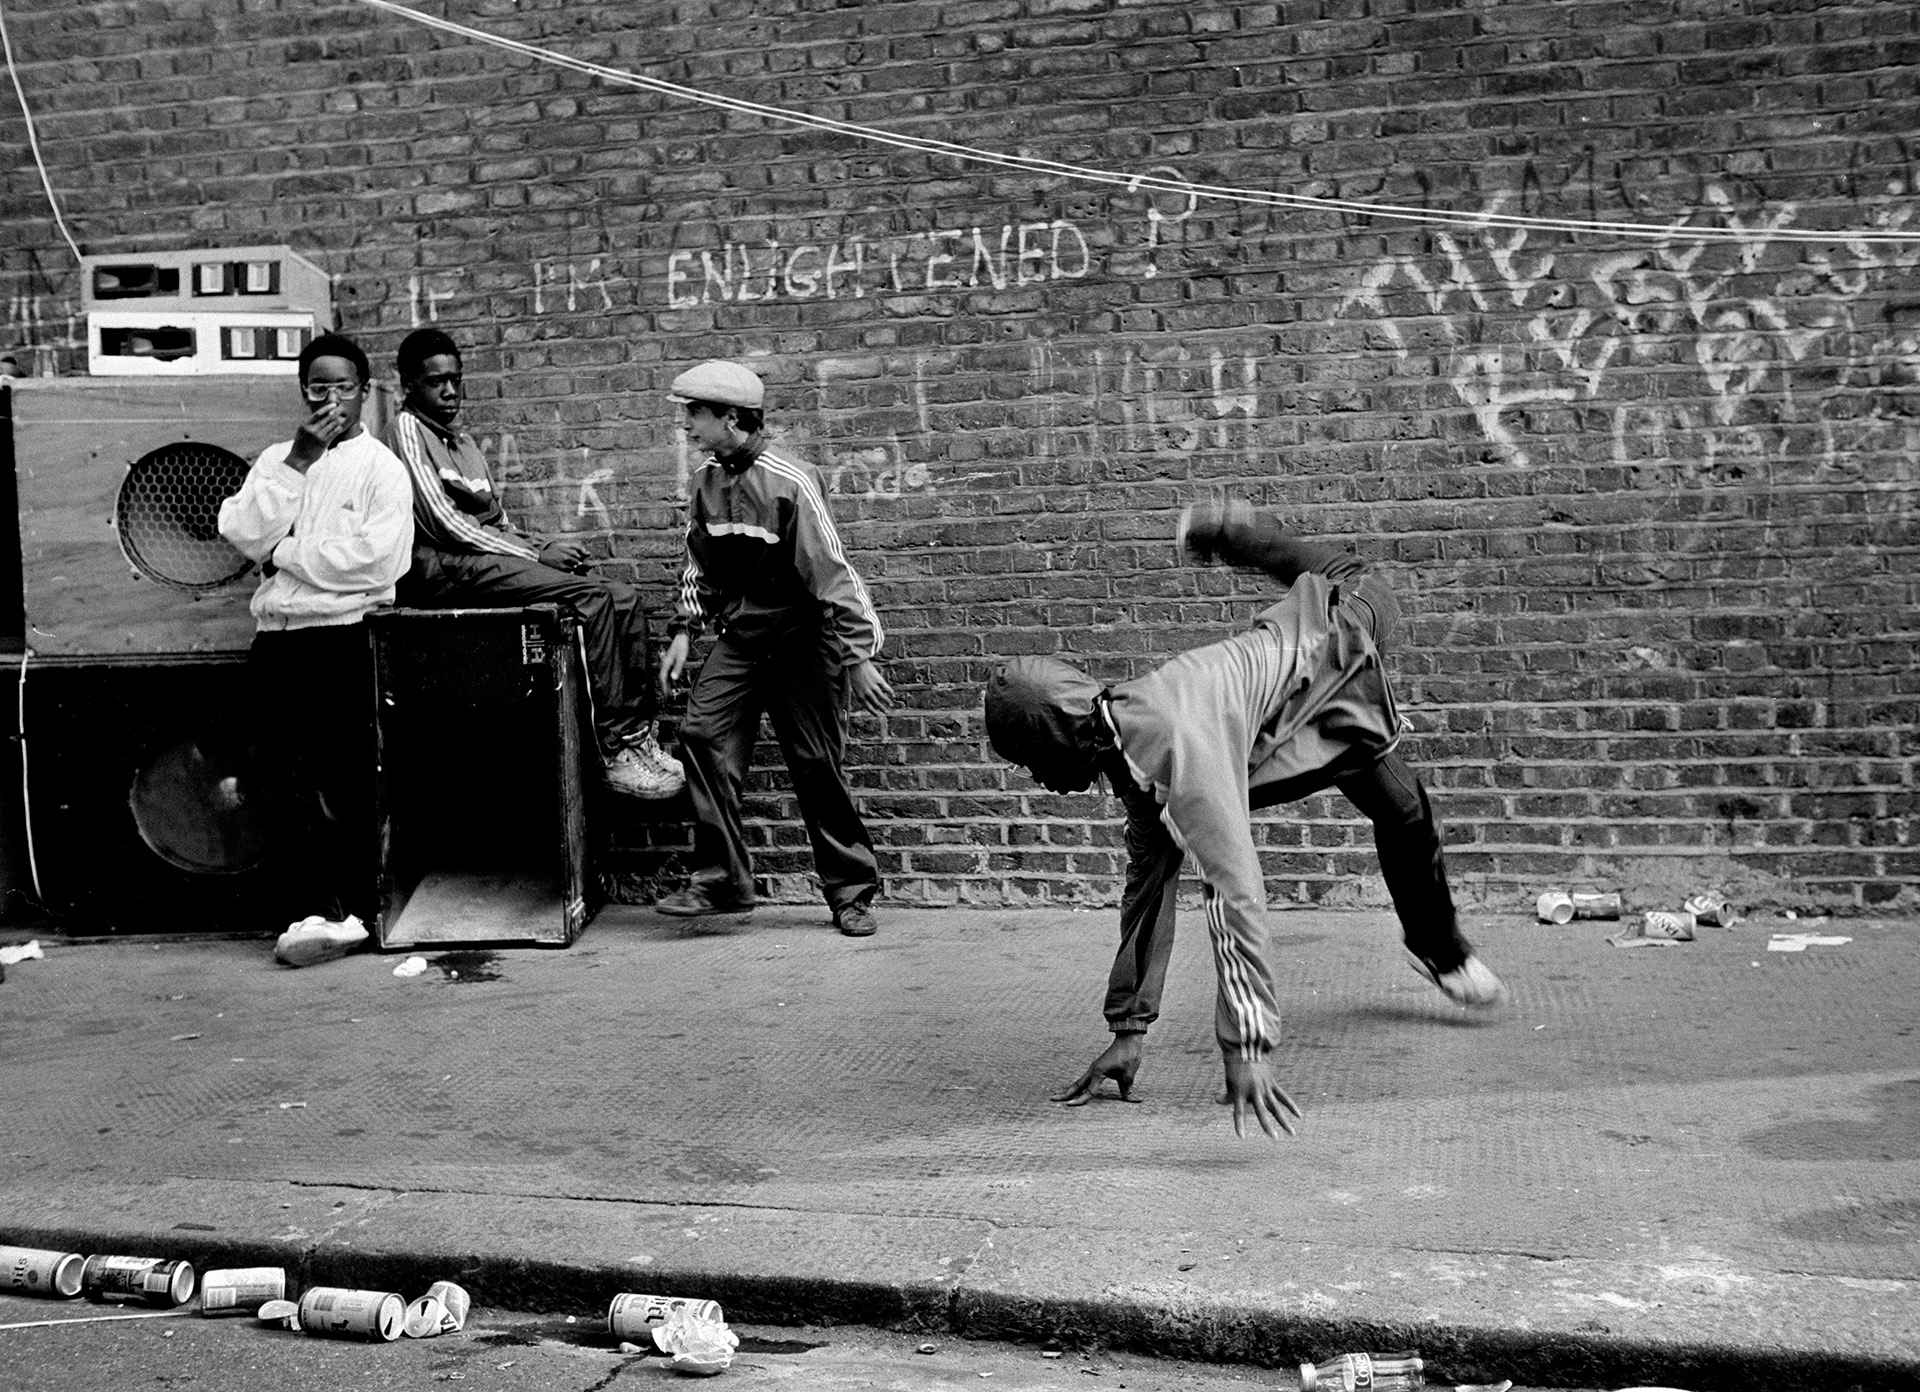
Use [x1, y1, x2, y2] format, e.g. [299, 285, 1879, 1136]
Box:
[603, 743, 684, 799]
[630, 725, 684, 783]
[834, 902, 877, 937]
[655, 883, 755, 918]
[1407, 950, 1510, 1008]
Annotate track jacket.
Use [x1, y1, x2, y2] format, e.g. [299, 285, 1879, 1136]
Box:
[1105, 572, 1403, 1061]
[380, 408, 539, 561]
[669, 438, 882, 665]
[217, 431, 415, 632]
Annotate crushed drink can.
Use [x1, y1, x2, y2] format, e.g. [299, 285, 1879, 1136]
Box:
[0, 1245, 85, 1298]
[608, 1292, 724, 1340]
[1569, 892, 1621, 920]
[425, 1280, 471, 1331]
[1641, 909, 1696, 941]
[1300, 1351, 1425, 1392]
[297, 1286, 405, 1342]
[81, 1255, 196, 1307]
[199, 1266, 286, 1316]
[1683, 892, 1737, 927]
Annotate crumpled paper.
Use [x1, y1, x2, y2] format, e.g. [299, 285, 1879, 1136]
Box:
[650, 1306, 738, 1376]
[1767, 934, 1851, 953]
[0, 939, 44, 967]
[274, 915, 368, 968]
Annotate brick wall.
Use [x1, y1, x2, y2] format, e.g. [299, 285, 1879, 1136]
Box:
[1, 0, 1915, 915]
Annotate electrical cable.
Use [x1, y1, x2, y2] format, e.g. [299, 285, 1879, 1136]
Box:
[358, 0, 1920, 245]
[0, 0, 82, 263]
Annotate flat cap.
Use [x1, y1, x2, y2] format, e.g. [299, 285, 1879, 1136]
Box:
[669, 360, 765, 410]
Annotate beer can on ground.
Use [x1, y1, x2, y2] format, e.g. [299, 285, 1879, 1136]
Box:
[199, 1266, 286, 1316]
[1641, 909, 1696, 941]
[0, 1245, 84, 1298]
[1535, 891, 1575, 924]
[81, 1255, 196, 1307]
[607, 1292, 724, 1340]
[1569, 892, 1622, 920]
[1683, 892, 1737, 927]
[425, 1280, 471, 1331]
[297, 1286, 405, 1342]
[1299, 1351, 1425, 1392]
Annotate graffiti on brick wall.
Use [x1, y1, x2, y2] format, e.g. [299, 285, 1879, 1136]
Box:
[1334, 177, 1920, 474]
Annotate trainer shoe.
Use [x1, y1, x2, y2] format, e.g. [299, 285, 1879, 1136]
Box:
[603, 743, 684, 799]
[655, 883, 756, 918]
[1407, 949, 1510, 1009]
[1174, 497, 1252, 565]
[834, 902, 877, 938]
[630, 724, 685, 784]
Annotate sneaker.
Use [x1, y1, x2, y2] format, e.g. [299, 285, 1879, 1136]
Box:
[656, 883, 755, 918]
[834, 902, 877, 938]
[603, 743, 684, 799]
[1407, 950, 1510, 1009]
[631, 725, 684, 783]
[1174, 497, 1250, 566]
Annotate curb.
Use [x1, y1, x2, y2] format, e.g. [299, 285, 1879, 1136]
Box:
[8, 1223, 1918, 1392]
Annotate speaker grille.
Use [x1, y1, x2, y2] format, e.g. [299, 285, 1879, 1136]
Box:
[115, 441, 254, 589]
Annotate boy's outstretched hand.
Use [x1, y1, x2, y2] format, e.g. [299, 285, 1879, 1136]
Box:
[1052, 1032, 1145, 1106]
[1218, 1056, 1302, 1139]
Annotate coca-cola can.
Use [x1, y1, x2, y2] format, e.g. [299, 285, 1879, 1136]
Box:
[297, 1286, 405, 1342]
[81, 1255, 196, 1307]
[607, 1292, 724, 1340]
[0, 1245, 84, 1299]
[199, 1267, 287, 1316]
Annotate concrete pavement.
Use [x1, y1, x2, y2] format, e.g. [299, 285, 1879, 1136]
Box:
[0, 905, 1915, 1390]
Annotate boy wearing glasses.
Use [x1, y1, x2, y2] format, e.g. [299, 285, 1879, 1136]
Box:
[218, 333, 415, 929]
[654, 360, 891, 936]
[378, 328, 682, 799]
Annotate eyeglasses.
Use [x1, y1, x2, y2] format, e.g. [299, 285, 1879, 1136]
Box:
[303, 381, 363, 405]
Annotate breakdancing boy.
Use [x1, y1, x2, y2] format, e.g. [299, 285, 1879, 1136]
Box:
[984, 499, 1508, 1140]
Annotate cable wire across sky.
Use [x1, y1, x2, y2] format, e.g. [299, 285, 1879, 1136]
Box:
[359, 0, 1920, 246]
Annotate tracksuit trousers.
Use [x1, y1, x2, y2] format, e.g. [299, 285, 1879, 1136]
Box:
[677, 627, 880, 915]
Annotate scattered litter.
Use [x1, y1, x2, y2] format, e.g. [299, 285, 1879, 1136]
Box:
[917, 1342, 938, 1354]
[403, 1297, 448, 1339]
[297, 1286, 404, 1342]
[607, 1292, 723, 1340]
[170, 1033, 202, 1042]
[1301, 1353, 1424, 1392]
[274, 915, 369, 968]
[1536, 891, 1620, 923]
[81, 1255, 196, 1307]
[0, 1309, 193, 1330]
[1609, 911, 1695, 948]
[200, 1267, 286, 1317]
[276, 1102, 307, 1110]
[1, 1245, 84, 1298]
[403, 1281, 470, 1338]
[1681, 892, 1738, 927]
[0, 939, 44, 966]
[1043, 1350, 1064, 1359]
[1456, 1384, 1512, 1392]
[258, 1298, 299, 1330]
[393, 955, 429, 978]
[1767, 934, 1852, 953]
[651, 1305, 739, 1376]
[618, 1340, 646, 1354]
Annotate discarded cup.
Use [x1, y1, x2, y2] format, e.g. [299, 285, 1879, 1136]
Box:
[1299, 1351, 1424, 1391]
[1535, 891, 1575, 925]
[199, 1266, 286, 1316]
[1, 1245, 84, 1298]
[607, 1292, 724, 1341]
[1682, 893, 1736, 927]
[275, 915, 369, 968]
[296, 1286, 405, 1341]
[81, 1255, 196, 1307]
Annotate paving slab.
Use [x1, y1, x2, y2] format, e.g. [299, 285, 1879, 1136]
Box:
[1, 906, 1915, 1390]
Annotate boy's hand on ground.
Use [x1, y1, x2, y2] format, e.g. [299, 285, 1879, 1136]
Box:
[1052, 1032, 1144, 1106]
[657, 632, 691, 700]
[1218, 1056, 1301, 1139]
[848, 658, 894, 713]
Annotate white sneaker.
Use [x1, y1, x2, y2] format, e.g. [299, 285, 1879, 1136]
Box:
[631, 725, 684, 782]
[603, 743, 684, 799]
[1407, 950, 1510, 1009]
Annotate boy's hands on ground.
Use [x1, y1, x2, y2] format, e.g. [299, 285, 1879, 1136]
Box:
[658, 632, 691, 700]
[1052, 1032, 1145, 1106]
[848, 658, 894, 713]
[1218, 1056, 1302, 1139]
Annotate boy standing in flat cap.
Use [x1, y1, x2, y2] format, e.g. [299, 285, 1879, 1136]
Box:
[657, 360, 892, 936]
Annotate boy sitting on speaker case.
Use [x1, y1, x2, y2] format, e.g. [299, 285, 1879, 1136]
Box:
[379, 328, 683, 800]
[217, 332, 415, 935]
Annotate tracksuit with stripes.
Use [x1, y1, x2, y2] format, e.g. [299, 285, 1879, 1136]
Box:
[669, 435, 884, 914]
[1100, 522, 1470, 1063]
